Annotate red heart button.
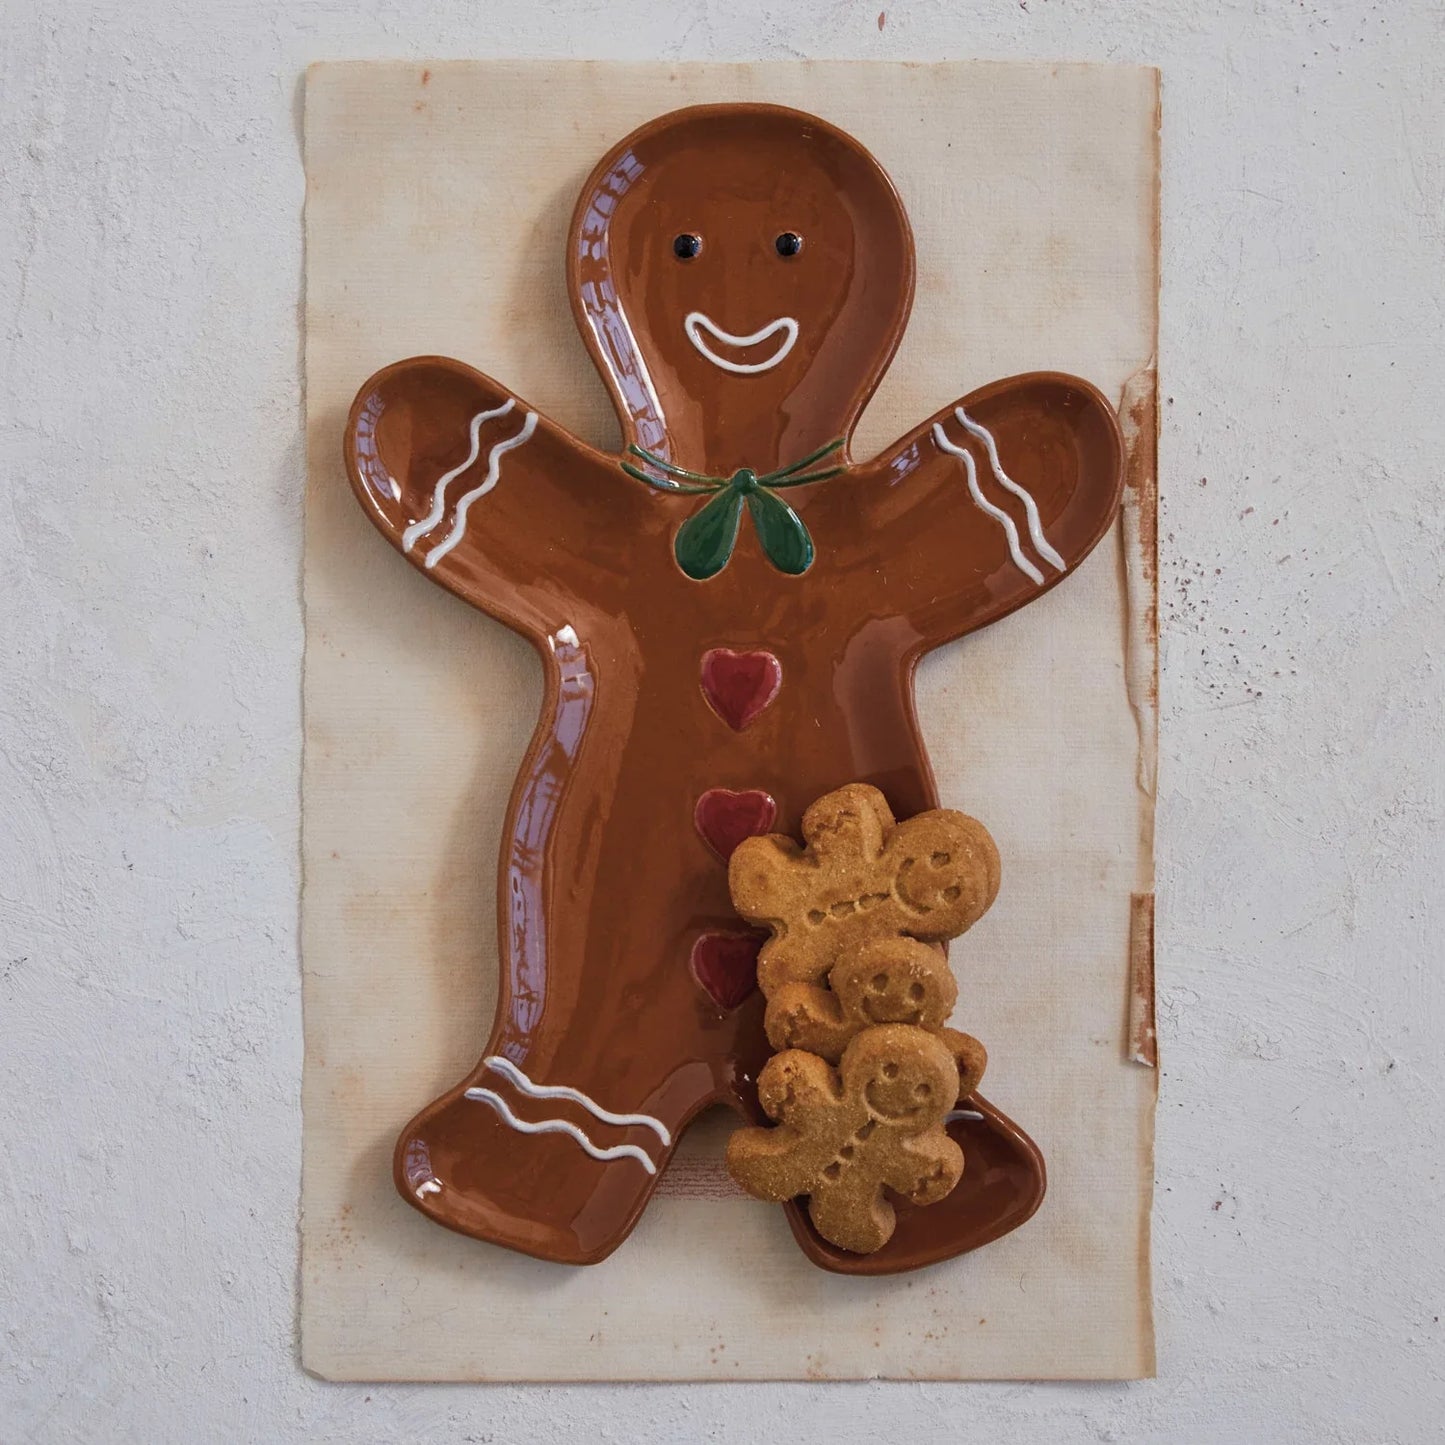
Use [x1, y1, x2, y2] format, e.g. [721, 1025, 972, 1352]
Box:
[700, 648, 782, 732]
[694, 788, 777, 861]
[690, 932, 763, 1012]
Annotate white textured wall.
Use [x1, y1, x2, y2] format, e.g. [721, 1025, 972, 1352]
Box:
[1, 1, 1440, 1440]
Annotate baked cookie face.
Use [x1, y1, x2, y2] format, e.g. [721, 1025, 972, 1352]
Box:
[764, 938, 957, 1056]
[831, 937, 958, 1032]
[844, 1024, 959, 1125]
[891, 815, 994, 921]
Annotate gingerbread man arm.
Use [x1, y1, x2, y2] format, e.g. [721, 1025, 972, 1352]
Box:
[344, 356, 647, 636]
[880, 1134, 965, 1206]
[764, 982, 852, 1056]
[726, 1051, 846, 1201]
[941, 1028, 988, 1098]
[834, 372, 1124, 646]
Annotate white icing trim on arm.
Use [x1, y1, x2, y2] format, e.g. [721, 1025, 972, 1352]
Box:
[954, 406, 1066, 573]
[423, 411, 538, 569]
[931, 422, 1046, 585]
[483, 1055, 671, 1145]
[683, 311, 798, 375]
[402, 399, 517, 552]
[464, 1088, 660, 1174]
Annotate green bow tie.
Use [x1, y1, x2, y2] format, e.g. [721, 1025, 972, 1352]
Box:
[621, 438, 845, 580]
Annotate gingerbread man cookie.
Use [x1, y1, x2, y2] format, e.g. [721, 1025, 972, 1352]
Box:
[765, 937, 989, 1100]
[344, 103, 1115, 1271]
[730, 783, 1000, 995]
[727, 1026, 964, 1254]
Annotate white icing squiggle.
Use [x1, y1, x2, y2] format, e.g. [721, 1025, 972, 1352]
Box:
[954, 407, 1066, 573]
[423, 411, 538, 569]
[483, 1055, 671, 1145]
[932, 422, 1045, 585]
[402, 399, 517, 553]
[465, 1087, 659, 1174]
[684, 311, 798, 375]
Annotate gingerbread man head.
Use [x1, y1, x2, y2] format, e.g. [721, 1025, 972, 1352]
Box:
[764, 937, 957, 1054]
[830, 937, 958, 1033]
[843, 1024, 960, 1128]
[569, 105, 915, 475]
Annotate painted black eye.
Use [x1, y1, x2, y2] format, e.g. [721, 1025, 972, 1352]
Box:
[774, 231, 804, 258]
[673, 233, 702, 260]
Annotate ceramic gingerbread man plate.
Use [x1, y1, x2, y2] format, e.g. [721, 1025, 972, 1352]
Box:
[343, 102, 1124, 1273]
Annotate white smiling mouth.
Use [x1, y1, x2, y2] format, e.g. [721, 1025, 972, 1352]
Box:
[683, 311, 799, 375]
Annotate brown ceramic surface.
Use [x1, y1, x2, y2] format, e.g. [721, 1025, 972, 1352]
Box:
[343, 103, 1123, 1271]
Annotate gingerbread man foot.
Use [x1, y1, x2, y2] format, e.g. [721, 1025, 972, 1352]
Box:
[393, 1046, 687, 1265]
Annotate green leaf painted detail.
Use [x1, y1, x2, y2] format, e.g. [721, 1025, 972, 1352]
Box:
[745, 487, 814, 575]
[675, 488, 745, 580]
[619, 461, 717, 495]
[621, 438, 844, 580]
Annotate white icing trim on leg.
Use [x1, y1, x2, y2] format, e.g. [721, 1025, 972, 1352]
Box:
[423, 411, 538, 568]
[931, 422, 1046, 585]
[954, 406, 1067, 572]
[464, 1088, 659, 1174]
[483, 1055, 671, 1145]
[402, 399, 516, 552]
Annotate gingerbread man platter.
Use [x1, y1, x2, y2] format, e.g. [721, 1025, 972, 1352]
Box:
[343, 103, 1124, 1274]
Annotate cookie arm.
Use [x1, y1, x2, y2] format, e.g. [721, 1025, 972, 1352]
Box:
[881, 1133, 965, 1206]
[764, 982, 853, 1058]
[835, 372, 1124, 647]
[345, 356, 646, 636]
[941, 1028, 988, 1099]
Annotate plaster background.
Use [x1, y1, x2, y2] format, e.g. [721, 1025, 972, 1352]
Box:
[301, 58, 1156, 1383]
[0, 0, 1440, 1440]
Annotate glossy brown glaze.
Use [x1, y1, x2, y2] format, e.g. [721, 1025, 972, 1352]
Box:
[343, 104, 1124, 1270]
